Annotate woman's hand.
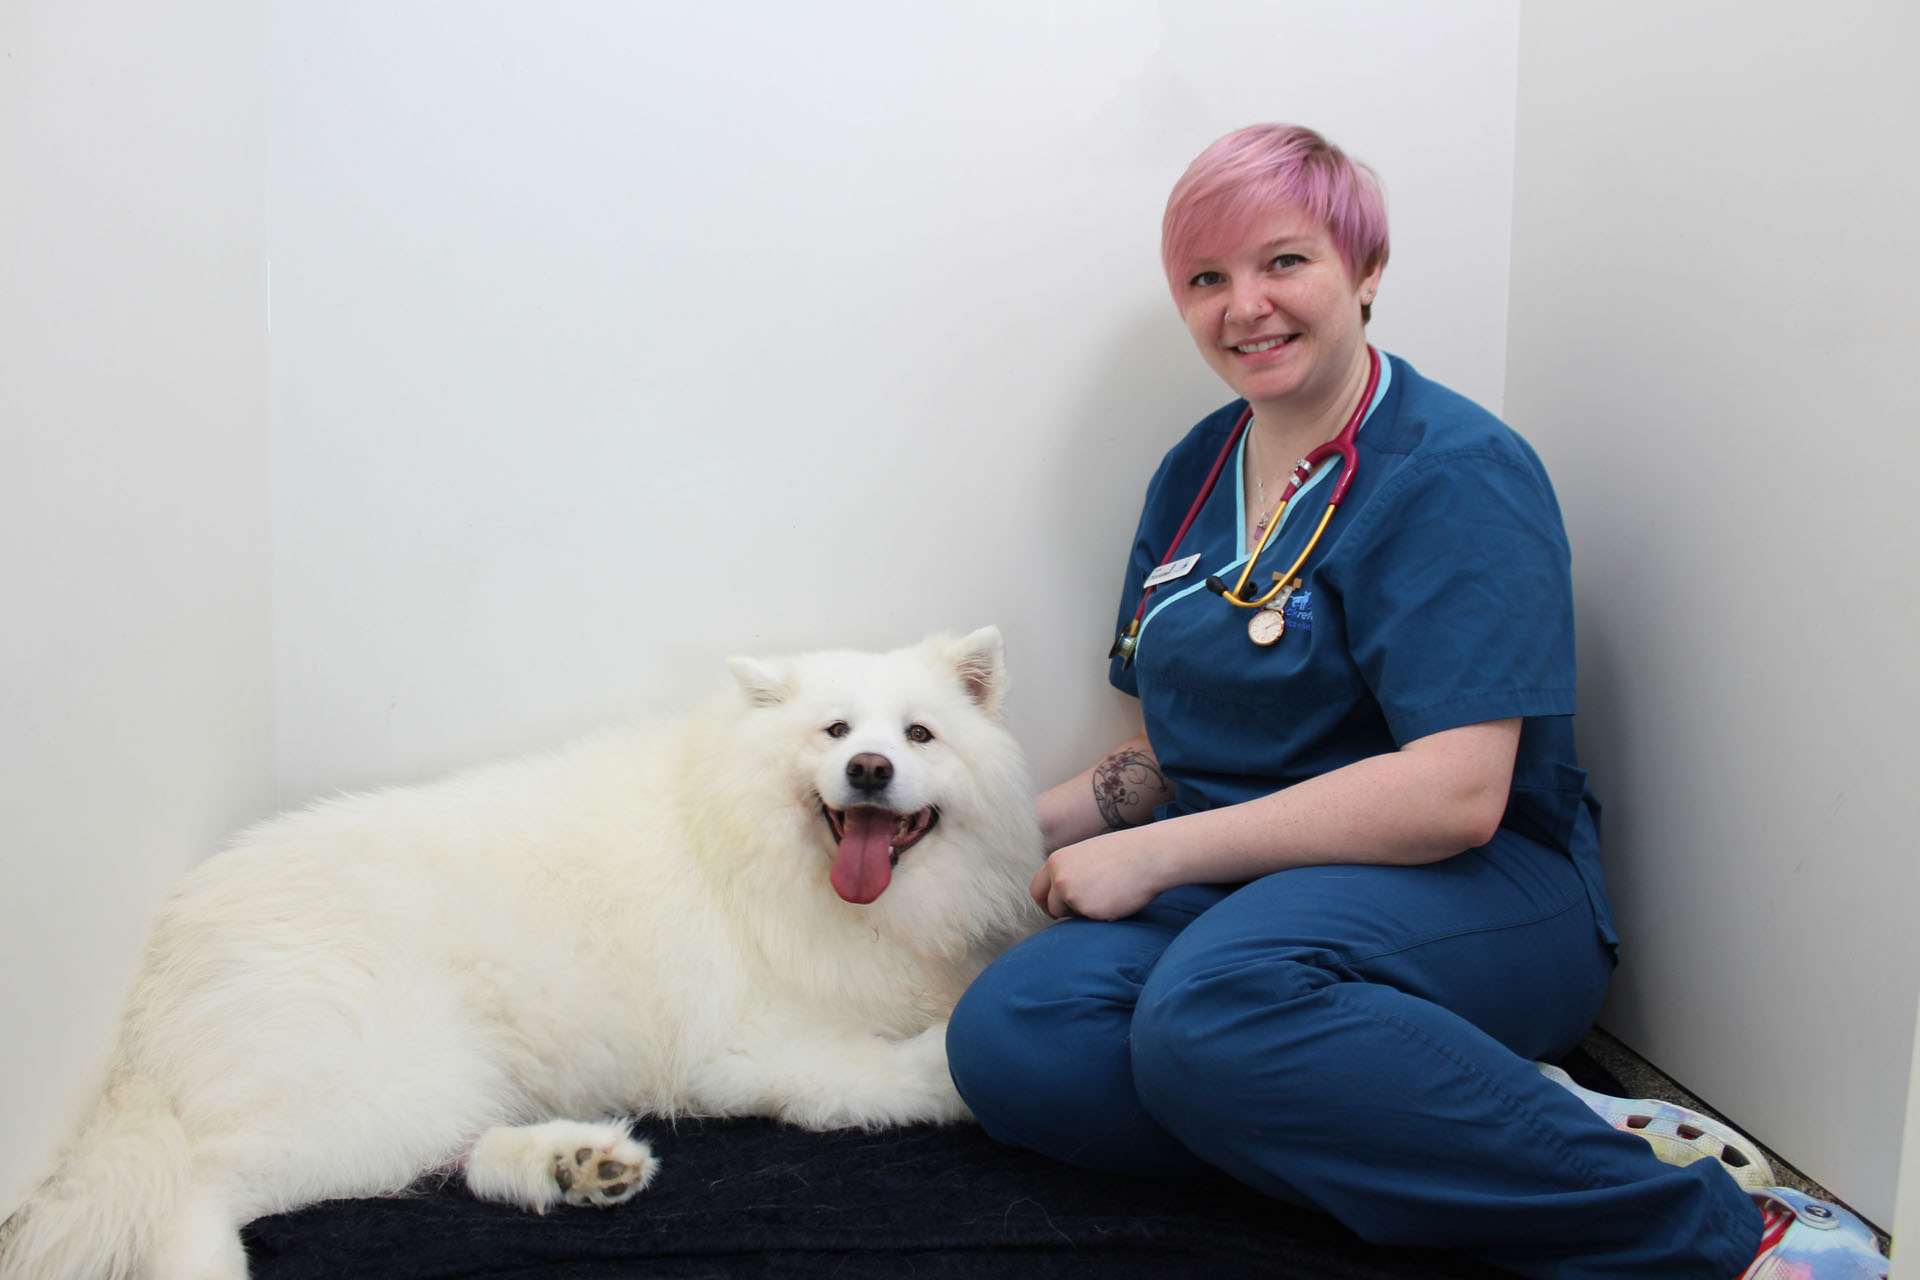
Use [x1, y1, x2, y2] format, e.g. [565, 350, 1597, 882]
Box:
[1030, 825, 1171, 921]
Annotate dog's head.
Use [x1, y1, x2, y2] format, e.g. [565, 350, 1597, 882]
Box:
[726, 626, 1029, 907]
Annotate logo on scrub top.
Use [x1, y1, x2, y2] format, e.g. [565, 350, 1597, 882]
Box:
[1283, 590, 1314, 634]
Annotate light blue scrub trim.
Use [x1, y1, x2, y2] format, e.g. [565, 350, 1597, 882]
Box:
[1133, 355, 1394, 654]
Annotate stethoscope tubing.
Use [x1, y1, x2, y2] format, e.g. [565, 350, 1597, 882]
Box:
[1126, 344, 1381, 631]
[1213, 344, 1379, 610]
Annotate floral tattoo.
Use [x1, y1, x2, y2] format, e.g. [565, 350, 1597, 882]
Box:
[1092, 748, 1170, 831]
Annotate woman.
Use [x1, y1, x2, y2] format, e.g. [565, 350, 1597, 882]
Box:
[945, 125, 1885, 1280]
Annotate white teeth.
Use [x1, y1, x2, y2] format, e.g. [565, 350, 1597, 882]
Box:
[1236, 337, 1288, 353]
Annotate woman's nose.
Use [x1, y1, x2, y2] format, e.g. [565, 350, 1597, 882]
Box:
[1224, 284, 1271, 326]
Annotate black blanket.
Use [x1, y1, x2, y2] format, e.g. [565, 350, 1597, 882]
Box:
[244, 1051, 1621, 1279]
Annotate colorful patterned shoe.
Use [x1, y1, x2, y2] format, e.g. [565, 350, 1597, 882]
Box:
[1741, 1188, 1888, 1279]
[1536, 1061, 1774, 1190]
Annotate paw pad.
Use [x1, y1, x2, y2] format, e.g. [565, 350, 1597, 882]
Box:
[551, 1134, 654, 1207]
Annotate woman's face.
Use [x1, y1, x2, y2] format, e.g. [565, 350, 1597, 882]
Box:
[1175, 205, 1381, 418]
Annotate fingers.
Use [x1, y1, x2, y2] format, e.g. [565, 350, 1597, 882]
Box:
[1030, 858, 1076, 919]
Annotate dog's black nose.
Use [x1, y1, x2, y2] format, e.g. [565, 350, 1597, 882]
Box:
[846, 753, 893, 793]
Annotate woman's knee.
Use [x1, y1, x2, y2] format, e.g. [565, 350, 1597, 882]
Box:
[1129, 941, 1331, 1108]
[946, 929, 1132, 1121]
[946, 924, 1207, 1173]
[945, 955, 1049, 1112]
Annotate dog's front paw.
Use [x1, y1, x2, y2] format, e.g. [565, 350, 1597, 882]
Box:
[465, 1119, 658, 1213]
[553, 1133, 655, 1208]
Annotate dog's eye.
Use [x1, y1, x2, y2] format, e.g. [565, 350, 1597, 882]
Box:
[826, 721, 850, 738]
[906, 724, 934, 744]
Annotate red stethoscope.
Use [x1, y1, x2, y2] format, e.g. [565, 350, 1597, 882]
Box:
[1112, 345, 1382, 665]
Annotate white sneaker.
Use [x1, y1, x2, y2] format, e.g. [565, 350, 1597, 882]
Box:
[1536, 1061, 1774, 1190]
[1740, 1188, 1888, 1279]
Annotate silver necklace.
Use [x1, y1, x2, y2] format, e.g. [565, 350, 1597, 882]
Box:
[1250, 434, 1278, 537]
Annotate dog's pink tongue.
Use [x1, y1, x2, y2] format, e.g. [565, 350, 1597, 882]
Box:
[830, 808, 894, 905]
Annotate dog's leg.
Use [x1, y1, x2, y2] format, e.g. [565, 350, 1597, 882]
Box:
[795, 1019, 973, 1129]
[461, 1119, 657, 1213]
[701, 1020, 973, 1131]
[151, 1182, 248, 1280]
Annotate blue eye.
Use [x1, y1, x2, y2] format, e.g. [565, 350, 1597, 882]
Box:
[1187, 270, 1224, 289]
[1269, 253, 1306, 270]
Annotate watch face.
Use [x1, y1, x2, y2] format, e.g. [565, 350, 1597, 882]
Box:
[1247, 605, 1287, 646]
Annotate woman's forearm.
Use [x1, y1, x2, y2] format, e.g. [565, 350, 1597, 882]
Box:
[1031, 719, 1522, 920]
[1035, 733, 1173, 853]
[1148, 718, 1520, 883]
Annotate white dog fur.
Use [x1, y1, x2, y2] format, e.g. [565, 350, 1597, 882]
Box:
[0, 626, 1046, 1280]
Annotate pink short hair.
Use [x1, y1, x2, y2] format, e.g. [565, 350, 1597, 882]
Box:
[1162, 124, 1390, 314]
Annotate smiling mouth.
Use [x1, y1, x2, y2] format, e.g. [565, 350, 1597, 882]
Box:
[817, 801, 940, 905]
[1232, 335, 1296, 354]
[819, 802, 939, 857]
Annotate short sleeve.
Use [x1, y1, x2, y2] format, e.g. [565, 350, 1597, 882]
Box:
[1330, 439, 1578, 746]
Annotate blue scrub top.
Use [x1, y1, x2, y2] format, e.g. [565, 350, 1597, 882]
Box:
[1110, 353, 1615, 948]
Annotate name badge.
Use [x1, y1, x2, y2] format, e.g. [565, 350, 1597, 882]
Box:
[1144, 553, 1202, 589]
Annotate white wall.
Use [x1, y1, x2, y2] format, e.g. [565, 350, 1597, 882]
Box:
[1507, 2, 1920, 1227]
[1896, 991, 1920, 1272]
[0, 1, 273, 1210]
[262, 0, 1522, 804]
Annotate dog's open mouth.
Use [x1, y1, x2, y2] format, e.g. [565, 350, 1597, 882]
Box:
[818, 802, 939, 905]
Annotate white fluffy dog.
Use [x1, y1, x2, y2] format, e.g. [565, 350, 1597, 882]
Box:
[0, 627, 1047, 1280]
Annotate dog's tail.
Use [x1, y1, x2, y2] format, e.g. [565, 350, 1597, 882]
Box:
[0, 1073, 197, 1280]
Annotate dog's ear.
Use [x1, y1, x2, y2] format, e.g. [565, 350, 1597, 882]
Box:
[728, 657, 792, 707]
[944, 626, 1007, 719]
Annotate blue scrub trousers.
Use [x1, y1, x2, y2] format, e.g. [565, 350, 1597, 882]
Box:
[946, 834, 1762, 1280]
